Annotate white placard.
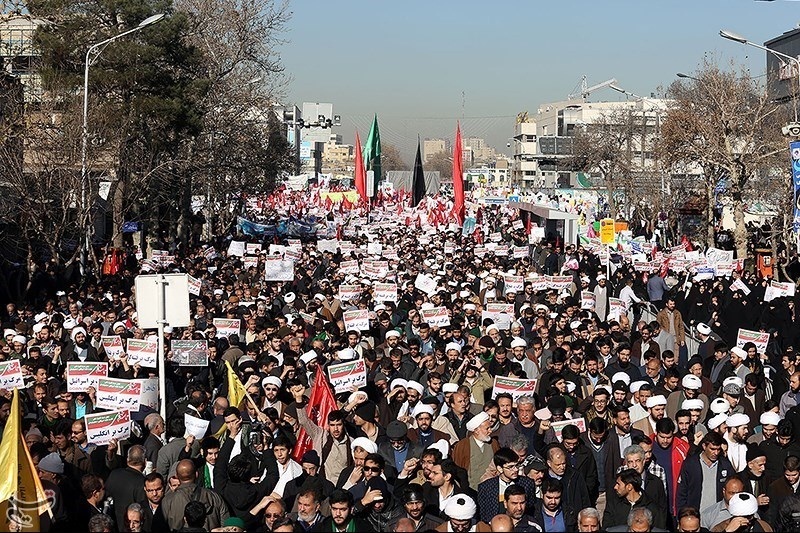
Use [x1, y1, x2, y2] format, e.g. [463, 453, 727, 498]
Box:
[101, 336, 124, 360]
[213, 318, 241, 339]
[188, 275, 201, 296]
[414, 274, 438, 295]
[263, 257, 294, 281]
[327, 359, 367, 394]
[343, 310, 371, 331]
[504, 275, 524, 294]
[0, 360, 25, 390]
[85, 410, 131, 445]
[184, 414, 210, 439]
[492, 376, 537, 403]
[227, 240, 246, 257]
[137, 378, 159, 411]
[95, 378, 142, 411]
[126, 339, 158, 368]
[373, 283, 398, 303]
[419, 307, 451, 327]
[581, 291, 596, 310]
[66, 362, 108, 393]
[736, 328, 771, 354]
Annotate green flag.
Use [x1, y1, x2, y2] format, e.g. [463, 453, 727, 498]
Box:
[362, 114, 381, 196]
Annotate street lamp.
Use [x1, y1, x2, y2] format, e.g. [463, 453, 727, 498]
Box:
[719, 28, 800, 122]
[80, 13, 165, 272]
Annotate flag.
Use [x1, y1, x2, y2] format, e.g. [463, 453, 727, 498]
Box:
[0, 389, 50, 530]
[363, 115, 381, 197]
[412, 140, 426, 207]
[225, 360, 247, 409]
[291, 368, 336, 463]
[452, 122, 465, 224]
[354, 131, 367, 203]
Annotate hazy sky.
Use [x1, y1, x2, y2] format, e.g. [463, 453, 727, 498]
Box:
[280, 0, 800, 163]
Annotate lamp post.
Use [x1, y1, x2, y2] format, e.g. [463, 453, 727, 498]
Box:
[720, 28, 800, 122]
[80, 13, 165, 272]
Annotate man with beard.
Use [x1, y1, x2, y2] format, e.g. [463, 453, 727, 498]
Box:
[312, 489, 368, 532]
[292, 488, 323, 531]
[651, 417, 689, 517]
[476, 447, 537, 523]
[497, 395, 538, 450]
[380, 421, 423, 484]
[739, 445, 770, 519]
[674, 408, 698, 445]
[726, 414, 751, 473]
[337, 437, 377, 490]
[354, 476, 403, 530]
[666, 374, 709, 422]
[579, 353, 609, 399]
[677, 431, 734, 513]
[380, 379, 409, 427]
[603, 468, 665, 531]
[749, 412, 780, 445]
[376, 329, 408, 360]
[780, 371, 800, 417]
[389, 483, 444, 531]
[604, 343, 642, 383]
[632, 394, 667, 436]
[260, 376, 284, 416]
[297, 405, 353, 487]
[407, 404, 448, 449]
[760, 420, 800, 486]
[531, 477, 578, 532]
[452, 412, 499, 490]
[63, 327, 99, 362]
[503, 484, 539, 532]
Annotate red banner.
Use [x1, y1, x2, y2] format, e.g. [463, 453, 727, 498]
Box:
[291, 368, 337, 462]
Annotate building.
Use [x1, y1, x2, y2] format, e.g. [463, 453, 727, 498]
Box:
[423, 138, 447, 163]
[322, 135, 354, 173]
[464, 166, 510, 188]
[765, 27, 800, 104]
[0, 13, 44, 103]
[510, 98, 675, 191]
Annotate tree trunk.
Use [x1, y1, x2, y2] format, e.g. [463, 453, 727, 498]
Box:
[706, 179, 715, 249]
[112, 177, 126, 248]
[604, 173, 617, 219]
[731, 181, 748, 260]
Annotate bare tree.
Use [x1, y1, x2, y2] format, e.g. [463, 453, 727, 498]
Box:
[659, 59, 785, 258]
[380, 143, 409, 174]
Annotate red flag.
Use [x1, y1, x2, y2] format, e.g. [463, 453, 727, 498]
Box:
[354, 131, 367, 203]
[292, 368, 336, 463]
[452, 123, 465, 224]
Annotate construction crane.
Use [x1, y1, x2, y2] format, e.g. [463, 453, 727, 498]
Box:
[567, 76, 618, 100]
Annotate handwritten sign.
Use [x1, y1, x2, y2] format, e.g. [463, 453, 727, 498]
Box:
[169, 340, 208, 366]
[327, 359, 367, 394]
[137, 378, 159, 411]
[213, 318, 240, 339]
[373, 283, 398, 303]
[492, 376, 538, 403]
[85, 410, 131, 446]
[551, 417, 587, 442]
[126, 339, 158, 368]
[66, 362, 108, 393]
[420, 306, 451, 327]
[263, 257, 294, 281]
[414, 274, 438, 295]
[188, 275, 201, 296]
[101, 336, 124, 360]
[184, 414, 210, 439]
[0, 360, 25, 390]
[343, 310, 370, 332]
[95, 378, 142, 411]
[736, 328, 770, 354]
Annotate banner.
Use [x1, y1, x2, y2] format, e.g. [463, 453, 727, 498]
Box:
[169, 340, 209, 366]
[420, 306, 451, 327]
[491, 376, 537, 402]
[327, 359, 367, 394]
[184, 414, 210, 439]
[339, 260, 360, 275]
[101, 336, 124, 360]
[736, 328, 771, 354]
[504, 275, 524, 294]
[0, 360, 24, 390]
[126, 339, 158, 367]
[66, 362, 108, 393]
[551, 417, 587, 442]
[95, 378, 142, 411]
[338, 284, 362, 301]
[373, 283, 398, 303]
[214, 318, 241, 339]
[85, 410, 131, 445]
[343, 310, 371, 331]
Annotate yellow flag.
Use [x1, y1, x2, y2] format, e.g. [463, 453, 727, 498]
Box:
[0, 389, 51, 530]
[225, 360, 247, 410]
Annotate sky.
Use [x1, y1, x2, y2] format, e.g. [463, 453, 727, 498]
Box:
[280, 0, 800, 163]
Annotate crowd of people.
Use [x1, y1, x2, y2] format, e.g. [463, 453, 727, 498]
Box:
[3, 198, 800, 533]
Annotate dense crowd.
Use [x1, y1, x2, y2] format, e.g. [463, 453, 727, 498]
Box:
[3, 200, 800, 533]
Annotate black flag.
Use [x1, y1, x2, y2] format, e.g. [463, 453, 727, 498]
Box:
[412, 140, 426, 207]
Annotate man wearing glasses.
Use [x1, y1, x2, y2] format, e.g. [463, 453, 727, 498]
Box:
[476, 447, 537, 523]
[139, 472, 167, 532]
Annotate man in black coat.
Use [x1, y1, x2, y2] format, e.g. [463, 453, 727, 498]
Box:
[105, 444, 147, 529]
[544, 445, 589, 526]
[760, 420, 800, 487]
[311, 489, 370, 532]
[604, 468, 666, 530]
[561, 423, 599, 503]
[530, 477, 578, 531]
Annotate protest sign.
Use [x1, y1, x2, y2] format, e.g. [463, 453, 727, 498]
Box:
[227, 240, 246, 257]
[95, 378, 142, 411]
[284, 248, 302, 262]
[420, 307, 451, 327]
[169, 340, 209, 366]
[551, 417, 587, 442]
[736, 328, 771, 354]
[0, 360, 25, 390]
[214, 318, 240, 339]
[338, 284, 362, 301]
[66, 362, 108, 393]
[317, 239, 339, 253]
[367, 242, 383, 256]
[504, 275, 524, 294]
[473, 246, 487, 257]
[512, 246, 529, 259]
[765, 280, 796, 302]
[137, 378, 159, 411]
[245, 243, 262, 255]
[512, 219, 524, 230]
[548, 276, 573, 290]
[609, 298, 627, 318]
[85, 410, 131, 445]
[343, 310, 371, 331]
[581, 291, 596, 310]
[339, 260, 360, 275]
[263, 257, 294, 281]
[125, 339, 158, 368]
[731, 278, 752, 296]
[414, 274, 438, 295]
[373, 283, 398, 303]
[327, 359, 367, 394]
[101, 336, 124, 360]
[492, 376, 538, 402]
[243, 256, 259, 270]
[187, 275, 201, 296]
[184, 414, 210, 439]
[489, 232, 502, 242]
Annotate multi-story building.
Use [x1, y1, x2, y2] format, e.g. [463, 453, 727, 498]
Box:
[0, 12, 43, 103]
[322, 135, 354, 174]
[423, 138, 447, 163]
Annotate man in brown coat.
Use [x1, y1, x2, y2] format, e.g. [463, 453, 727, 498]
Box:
[451, 412, 500, 491]
[656, 298, 685, 354]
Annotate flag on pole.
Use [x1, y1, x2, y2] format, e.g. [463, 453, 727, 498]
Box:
[412, 140, 426, 207]
[225, 360, 247, 409]
[291, 368, 337, 463]
[0, 389, 50, 530]
[452, 122, 465, 224]
[354, 130, 367, 203]
[363, 115, 381, 197]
